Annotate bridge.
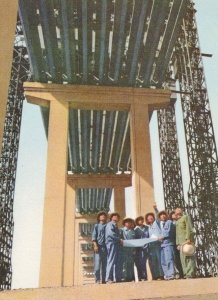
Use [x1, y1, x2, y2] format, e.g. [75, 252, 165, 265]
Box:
[0, 0, 217, 293]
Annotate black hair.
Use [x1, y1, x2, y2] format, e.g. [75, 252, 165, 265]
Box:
[145, 212, 155, 224]
[109, 212, 120, 221]
[97, 211, 108, 222]
[135, 216, 144, 225]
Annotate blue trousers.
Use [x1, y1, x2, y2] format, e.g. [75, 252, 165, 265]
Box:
[135, 248, 148, 280]
[120, 248, 135, 282]
[105, 243, 121, 282]
[161, 245, 175, 279]
[149, 244, 163, 279]
[94, 245, 107, 283]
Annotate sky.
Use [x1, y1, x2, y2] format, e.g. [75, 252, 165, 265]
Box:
[11, 1, 218, 289]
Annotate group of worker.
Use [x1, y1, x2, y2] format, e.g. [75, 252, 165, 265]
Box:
[92, 206, 196, 284]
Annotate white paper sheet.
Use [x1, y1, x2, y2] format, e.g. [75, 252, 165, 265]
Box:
[123, 237, 158, 248]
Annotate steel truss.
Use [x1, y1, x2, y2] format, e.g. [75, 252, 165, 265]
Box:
[0, 19, 30, 289]
[174, 1, 218, 276]
[157, 102, 185, 211]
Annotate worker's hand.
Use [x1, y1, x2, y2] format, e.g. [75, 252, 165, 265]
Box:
[93, 245, 99, 253]
[120, 239, 123, 245]
[177, 245, 181, 250]
[158, 236, 163, 241]
[186, 239, 191, 244]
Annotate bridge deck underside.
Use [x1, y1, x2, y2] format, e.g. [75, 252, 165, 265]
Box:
[19, 0, 187, 213]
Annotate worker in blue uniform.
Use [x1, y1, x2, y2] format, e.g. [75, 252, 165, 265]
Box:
[119, 218, 136, 282]
[92, 211, 108, 284]
[158, 210, 176, 280]
[105, 212, 122, 283]
[134, 216, 149, 281]
[145, 211, 163, 280]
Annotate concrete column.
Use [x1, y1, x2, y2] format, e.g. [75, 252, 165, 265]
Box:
[114, 186, 126, 219]
[0, 1, 18, 155]
[130, 103, 154, 216]
[39, 99, 69, 287]
[63, 184, 76, 286]
[74, 219, 80, 286]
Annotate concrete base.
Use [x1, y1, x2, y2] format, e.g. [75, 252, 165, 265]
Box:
[1, 278, 218, 300]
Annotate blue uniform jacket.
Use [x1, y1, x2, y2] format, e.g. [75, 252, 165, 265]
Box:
[149, 220, 162, 238]
[160, 220, 175, 247]
[105, 221, 120, 244]
[120, 227, 136, 240]
[92, 223, 106, 246]
[134, 225, 149, 249]
[148, 220, 162, 248]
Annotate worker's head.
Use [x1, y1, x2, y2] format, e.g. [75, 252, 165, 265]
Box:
[97, 211, 108, 223]
[135, 216, 144, 226]
[169, 211, 176, 221]
[122, 218, 134, 229]
[158, 210, 168, 221]
[145, 212, 155, 225]
[109, 212, 120, 223]
[175, 208, 183, 219]
[131, 220, 136, 229]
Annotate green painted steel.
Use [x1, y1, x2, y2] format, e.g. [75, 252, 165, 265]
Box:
[19, 0, 187, 214]
[19, 0, 186, 86]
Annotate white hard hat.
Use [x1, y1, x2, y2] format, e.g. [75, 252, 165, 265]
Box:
[181, 242, 196, 256]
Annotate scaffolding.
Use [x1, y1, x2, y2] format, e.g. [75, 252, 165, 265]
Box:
[157, 103, 185, 211]
[0, 19, 30, 289]
[174, 1, 218, 276]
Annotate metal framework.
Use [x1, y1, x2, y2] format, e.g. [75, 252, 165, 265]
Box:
[76, 188, 112, 214]
[174, 1, 218, 276]
[0, 19, 30, 289]
[0, 1, 218, 289]
[157, 102, 185, 211]
[79, 223, 95, 284]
